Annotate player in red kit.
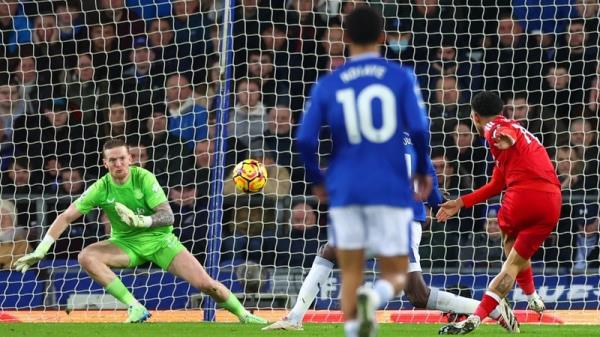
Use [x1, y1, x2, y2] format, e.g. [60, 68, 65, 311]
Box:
[437, 91, 562, 335]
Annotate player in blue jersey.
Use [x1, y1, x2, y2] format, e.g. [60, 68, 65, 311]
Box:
[295, 7, 432, 337]
[263, 134, 519, 333]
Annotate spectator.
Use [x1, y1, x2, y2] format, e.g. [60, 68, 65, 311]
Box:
[555, 146, 585, 191]
[121, 37, 165, 129]
[0, 157, 43, 195]
[129, 143, 150, 170]
[169, 173, 208, 263]
[431, 149, 479, 233]
[586, 73, 600, 117]
[0, 0, 32, 72]
[84, 18, 121, 81]
[148, 18, 181, 78]
[317, 19, 346, 75]
[459, 206, 503, 272]
[13, 98, 85, 173]
[428, 75, 469, 146]
[229, 79, 266, 148]
[0, 118, 14, 172]
[482, 13, 543, 93]
[31, 12, 73, 86]
[262, 104, 306, 195]
[101, 99, 128, 139]
[221, 197, 277, 265]
[54, 0, 85, 41]
[66, 53, 109, 124]
[194, 122, 249, 177]
[555, 18, 597, 98]
[246, 50, 289, 109]
[575, 0, 600, 46]
[0, 199, 31, 270]
[448, 121, 489, 190]
[383, 18, 414, 65]
[58, 168, 86, 196]
[541, 64, 573, 121]
[569, 118, 599, 188]
[127, 0, 171, 20]
[416, 39, 482, 102]
[512, 0, 576, 36]
[259, 23, 304, 111]
[13, 55, 39, 114]
[285, 0, 327, 89]
[275, 201, 326, 267]
[165, 74, 209, 151]
[96, 0, 144, 51]
[0, 199, 16, 232]
[171, 0, 214, 84]
[398, 0, 467, 60]
[0, 77, 24, 138]
[503, 92, 568, 149]
[145, 110, 195, 187]
[572, 203, 599, 273]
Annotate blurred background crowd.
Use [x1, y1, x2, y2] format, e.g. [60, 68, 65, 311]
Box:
[0, 0, 598, 275]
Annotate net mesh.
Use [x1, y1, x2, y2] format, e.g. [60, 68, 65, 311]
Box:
[0, 0, 598, 318]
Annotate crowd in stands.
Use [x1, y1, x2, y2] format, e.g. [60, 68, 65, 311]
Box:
[0, 0, 598, 274]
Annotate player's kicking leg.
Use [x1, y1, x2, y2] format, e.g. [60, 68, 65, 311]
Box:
[78, 241, 151, 323]
[167, 249, 267, 324]
[439, 235, 535, 335]
[404, 221, 519, 333]
[503, 236, 545, 315]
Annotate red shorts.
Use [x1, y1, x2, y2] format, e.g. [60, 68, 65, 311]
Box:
[498, 189, 562, 260]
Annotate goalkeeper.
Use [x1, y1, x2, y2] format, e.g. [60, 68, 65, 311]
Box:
[14, 139, 267, 324]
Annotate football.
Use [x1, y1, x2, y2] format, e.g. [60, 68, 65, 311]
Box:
[232, 159, 268, 193]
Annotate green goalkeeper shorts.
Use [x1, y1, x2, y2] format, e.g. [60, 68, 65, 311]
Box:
[109, 233, 186, 270]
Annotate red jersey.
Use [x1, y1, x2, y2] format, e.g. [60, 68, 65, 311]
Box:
[462, 116, 560, 208]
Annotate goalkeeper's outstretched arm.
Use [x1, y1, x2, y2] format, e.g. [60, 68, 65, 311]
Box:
[13, 204, 82, 272]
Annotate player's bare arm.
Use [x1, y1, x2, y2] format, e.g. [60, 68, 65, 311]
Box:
[46, 204, 84, 239]
[149, 202, 175, 227]
[436, 198, 464, 222]
[13, 204, 83, 272]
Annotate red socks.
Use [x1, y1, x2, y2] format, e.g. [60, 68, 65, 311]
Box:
[516, 267, 535, 295]
[474, 292, 501, 319]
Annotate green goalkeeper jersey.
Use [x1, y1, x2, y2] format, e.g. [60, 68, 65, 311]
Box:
[75, 166, 172, 242]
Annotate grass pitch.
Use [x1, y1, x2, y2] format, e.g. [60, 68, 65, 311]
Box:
[3, 323, 599, 337]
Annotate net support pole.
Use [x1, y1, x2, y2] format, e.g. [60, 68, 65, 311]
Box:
[204, 0, 236, 322]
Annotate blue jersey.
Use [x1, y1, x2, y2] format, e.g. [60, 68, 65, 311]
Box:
[402, 133, 443, 222]
[296, 53, 431, 207]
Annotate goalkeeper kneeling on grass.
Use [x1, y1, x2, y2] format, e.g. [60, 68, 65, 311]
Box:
[14, 139, 267, 324]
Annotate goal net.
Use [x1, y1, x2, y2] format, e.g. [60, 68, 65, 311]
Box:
[0, 0, 599, 322]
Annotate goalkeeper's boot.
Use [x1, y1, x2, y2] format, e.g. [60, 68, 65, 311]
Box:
[497, 299, 520, 333]
[527, 293, 545, 315]
[438, 315, 481, 335]
[262, 317, 303, 331]
[240, 312, 268, 324]
[125, 305, 151, 323]
[357, 286, 378, 337]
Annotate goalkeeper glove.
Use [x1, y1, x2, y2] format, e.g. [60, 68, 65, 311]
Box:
[115, 202, 152, 228]
[14, 235, 54, 272]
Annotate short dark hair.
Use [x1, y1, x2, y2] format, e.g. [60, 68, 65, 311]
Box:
[471, 91, 504, 117]
[103, 138, 128, 154]
[344, 6, 383, 45]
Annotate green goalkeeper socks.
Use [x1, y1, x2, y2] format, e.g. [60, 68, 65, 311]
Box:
[218, 293, 247, 318]
[105, 278, 138, 307]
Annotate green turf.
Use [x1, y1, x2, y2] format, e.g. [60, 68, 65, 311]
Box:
[2, 323, 599, 337]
